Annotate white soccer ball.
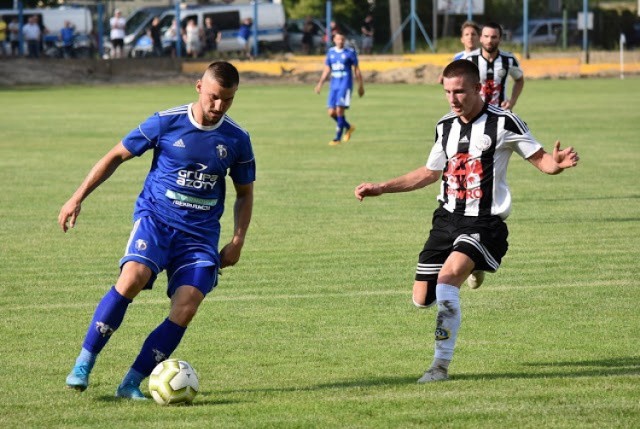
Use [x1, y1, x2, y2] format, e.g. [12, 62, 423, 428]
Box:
[148, 359, 199, 405]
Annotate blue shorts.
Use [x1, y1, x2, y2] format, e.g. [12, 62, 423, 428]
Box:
[327, 86, 352, 109]
[120, 216, 219, 298]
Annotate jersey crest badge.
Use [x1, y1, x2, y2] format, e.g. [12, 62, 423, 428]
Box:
[216, 144, 228, 159]
[135, 239, 148, 251]
[474, 135, 493, 151]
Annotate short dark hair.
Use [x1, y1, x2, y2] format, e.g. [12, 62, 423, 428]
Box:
[482, 22, 503, 38]
[442, 59, 480, 85]
[205, 61, 240, 88]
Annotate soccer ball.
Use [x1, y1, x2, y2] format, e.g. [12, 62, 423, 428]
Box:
[148, 359, 199, 405]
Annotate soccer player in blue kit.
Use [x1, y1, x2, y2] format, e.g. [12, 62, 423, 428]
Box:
[315, 32, 365, 146]
[59, 61, 255, 399]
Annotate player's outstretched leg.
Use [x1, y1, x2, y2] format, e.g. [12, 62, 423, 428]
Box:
[66, 286, 132, 391]
[417, 284, 460, 383]
[115, 318, 186, 400]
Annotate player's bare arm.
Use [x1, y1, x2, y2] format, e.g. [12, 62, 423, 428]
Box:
[527, 141, 579, 175]
[220, 182, 253, 268]
[355, 167, 441, 201]
[58, 142, 134, 232]
[502, 76, 524, 110]
[314, 65, 331, 94]
[355, 66, 365, 97]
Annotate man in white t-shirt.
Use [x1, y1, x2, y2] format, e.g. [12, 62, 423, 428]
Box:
[23, 15, 42, 58]
[110, 9, 126, 58]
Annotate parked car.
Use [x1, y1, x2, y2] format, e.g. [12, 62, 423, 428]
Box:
[624, 22, 640, 48]
[286, 18, 361, 53]
[509, 18, 579, 46]
[106, 3, 286, 58]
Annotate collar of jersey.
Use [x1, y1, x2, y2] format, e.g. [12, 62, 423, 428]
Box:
[188, 103, 224, 131]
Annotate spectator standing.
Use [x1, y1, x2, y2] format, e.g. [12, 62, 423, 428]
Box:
[360, 14, 374, 54]
[0, 16, 7, 57]
[184, 19, 203, 59]
[204, 17, 221, 57]
[238, 17, 252, 59]
[8, 17, 19, 56]
[110, 9, 126, 58]
[164, 19, 178, 57]
[149, 17, 163, 57]
[23, 16, 42, 58]
[301, 16, 314, 54]
[60, 21, 75, 59]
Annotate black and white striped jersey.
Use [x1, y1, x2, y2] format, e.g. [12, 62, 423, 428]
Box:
[426, 103, 542, 220]
[464, 49, 523, 106]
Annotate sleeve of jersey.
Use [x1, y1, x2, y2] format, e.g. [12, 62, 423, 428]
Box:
[229, 134, 256, 185]
[121, 113, 161, 156]
[425, 125, 447, 171]
[509, 57, 524, 80]
[503, 115, 542, 159]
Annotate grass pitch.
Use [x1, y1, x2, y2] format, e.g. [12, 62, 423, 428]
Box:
[0, 77, 639, 428]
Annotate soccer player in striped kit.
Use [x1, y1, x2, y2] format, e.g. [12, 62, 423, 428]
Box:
[465, 22, 524, 110]
[354, 60, 579, 383]
[60, 62, 255, 399]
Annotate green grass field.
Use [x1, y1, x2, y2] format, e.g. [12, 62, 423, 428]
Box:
[1, 77, 639, 428]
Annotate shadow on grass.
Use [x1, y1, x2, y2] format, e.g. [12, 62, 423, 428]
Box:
[218, 357, 640, 394]
[453, 356, 640, 381]
[96, 393, 244, 406]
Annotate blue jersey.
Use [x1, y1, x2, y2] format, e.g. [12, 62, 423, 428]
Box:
[325, 46, 359, 90]
[122, 104, 255, 244]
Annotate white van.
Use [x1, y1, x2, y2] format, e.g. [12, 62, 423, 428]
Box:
[0, 7, 92, 34]
[121, 2, 285, 57]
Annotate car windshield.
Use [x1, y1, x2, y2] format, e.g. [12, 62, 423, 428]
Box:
[512, 22, 538, 37]
[125, 9, 157, 35]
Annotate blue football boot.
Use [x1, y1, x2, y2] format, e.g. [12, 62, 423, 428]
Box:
[115, 381, 148, 400]
[65, 361, 93, 391]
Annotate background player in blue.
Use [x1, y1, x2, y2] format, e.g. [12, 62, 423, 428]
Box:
[314, 32, 365, 146]
[59, 61, 255, 399]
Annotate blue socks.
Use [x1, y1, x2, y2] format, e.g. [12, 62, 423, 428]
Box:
[82, 286, 132, 354]
[334, 116, 351, 141]
[130, 318, 187, 379]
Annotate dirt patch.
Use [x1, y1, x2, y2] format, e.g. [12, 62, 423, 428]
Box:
[1, 51, 638, 87]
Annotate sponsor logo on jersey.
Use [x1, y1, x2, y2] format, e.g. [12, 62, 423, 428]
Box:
[173, 139, 186, 148]
[459, 135, 470, 144]
[176, 163, 218, 190]
[444, 153, 485, 200]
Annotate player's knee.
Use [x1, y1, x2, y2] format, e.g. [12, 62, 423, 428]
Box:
[169, 303, 198, 327]
[413, 281, 437, 309]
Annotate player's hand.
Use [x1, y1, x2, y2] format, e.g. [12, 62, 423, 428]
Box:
[552, 140, 579, 169]
[500, 99, 514, 110]
[220, 238, 244, 268]
[314, 83, 322, 94]
[354, 182, 382, 201]
[58, 198, 82, 233]
[358, 86, 365, 97]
